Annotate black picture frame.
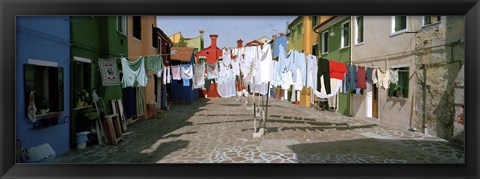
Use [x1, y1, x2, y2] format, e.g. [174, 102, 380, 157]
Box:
[2, 0, 479, 178]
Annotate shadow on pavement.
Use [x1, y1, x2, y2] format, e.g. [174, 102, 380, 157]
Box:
[143, 139, 190, 163]
[287, 138, 464, 164]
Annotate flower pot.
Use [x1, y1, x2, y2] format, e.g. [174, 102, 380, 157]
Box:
[76, 131, 90, 149]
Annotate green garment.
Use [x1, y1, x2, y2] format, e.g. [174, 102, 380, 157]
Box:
[145, 55, 163, 72]
[121, 57, 148, 88]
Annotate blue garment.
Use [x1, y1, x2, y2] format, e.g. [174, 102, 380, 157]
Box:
[289, 51, 307, 86]
[183, 79, 190, 86]
[273, 36, 287, 59]
[346, 65, 358, 92]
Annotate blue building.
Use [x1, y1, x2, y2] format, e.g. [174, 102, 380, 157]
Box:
[169, 47, 198, 104]
[16, 16, 71, 157]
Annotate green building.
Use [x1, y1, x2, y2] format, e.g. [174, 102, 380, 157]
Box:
[315, 16, 351, 63]
[69, 16, 128, 148]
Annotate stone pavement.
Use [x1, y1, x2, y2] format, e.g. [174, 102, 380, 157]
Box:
[53, 96, 464, 163]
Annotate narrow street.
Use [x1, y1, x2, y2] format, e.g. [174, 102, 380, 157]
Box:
[54, 97, 464, 163]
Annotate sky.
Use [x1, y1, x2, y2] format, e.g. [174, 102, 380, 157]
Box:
[156, 16, 297, 48]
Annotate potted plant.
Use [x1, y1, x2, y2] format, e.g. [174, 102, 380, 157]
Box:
[83, 108, 98, 121]
[49, 112, 61, 126]
[37, 99, 50, 115]
[76, 90, 90, 107]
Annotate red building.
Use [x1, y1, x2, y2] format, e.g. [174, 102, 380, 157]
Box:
[195, 34, 222, 98]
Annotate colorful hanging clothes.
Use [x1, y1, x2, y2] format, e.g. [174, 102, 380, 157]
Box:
[273, 36, 287, 59]
[27, 91, 37, 123]
[98, 58, 121, 86]
[121, 57, 148, 88]
[171, 65, 181, 80]
[357, 66, 367, 89]
[329, 60, 348, 80]
[144, 55, 163, 72]
[318, 58, 331, 94]
[136, 87, 146, 116]
[376, 69, 390, 89]
[207, 62, 218, 79]
[181, 64, 193, 80]
[183, 79, 190, 86]
[346, 64, 358, 92]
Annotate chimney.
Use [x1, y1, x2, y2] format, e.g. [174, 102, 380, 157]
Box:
[210, 34, 218, 48]
[272, 35, 276, 39]
[237, 39, 243, 48]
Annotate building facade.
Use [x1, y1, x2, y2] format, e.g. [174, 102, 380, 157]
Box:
[16, 16, 71, 155]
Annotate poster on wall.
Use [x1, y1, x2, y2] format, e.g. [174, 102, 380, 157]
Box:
[98, 58, 120, 86]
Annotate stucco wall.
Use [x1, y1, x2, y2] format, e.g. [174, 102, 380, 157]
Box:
[350, 16, 422, 130]
[128, 16, 158, 113]
[16, 16, 71, 155]
[414, 16, 464, 142]
[318, 16, 350, 63]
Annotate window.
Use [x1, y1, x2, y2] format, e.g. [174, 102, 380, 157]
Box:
[354, 16, 364, 45]
[24, 64, 64, 115]
[312, 16, 318, 27]
[392, 16, 407, 34]
[116, 16, 127, 35]
[388, 67, 409, 98]
[321, 31, 329, 54]
[152, 27, 158, 48]
[341, 21, 350, 48]
[297, 23, 302, 38]
[423, 16, 442, 26]
[312, 44, 318, 56]
[133, 16, 141, 40]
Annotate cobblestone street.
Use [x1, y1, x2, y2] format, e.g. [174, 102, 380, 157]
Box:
[54, 97, 464, 164]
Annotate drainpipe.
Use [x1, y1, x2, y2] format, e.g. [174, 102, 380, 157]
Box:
[421, 64, 427, 134]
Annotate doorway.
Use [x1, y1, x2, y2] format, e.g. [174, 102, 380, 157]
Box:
[372, 83, 378, 118]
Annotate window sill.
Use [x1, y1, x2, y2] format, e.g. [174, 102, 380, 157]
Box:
[390, 29, 408, 37]
[422, 21, 442, 28]
[321, 52, 328, 55]
[117, 31, 127, 37]
[340, 46, 350, 50]
[388, 96, 408, 101]
[133, 37, 141, 42]
[354, 42, 364, 47]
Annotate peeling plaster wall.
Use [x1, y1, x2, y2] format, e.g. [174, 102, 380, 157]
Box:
[414, 16, 464, 143]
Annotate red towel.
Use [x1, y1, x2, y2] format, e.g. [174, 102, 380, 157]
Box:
[357, 66, 367, 89]
[329, 60, 348, 80]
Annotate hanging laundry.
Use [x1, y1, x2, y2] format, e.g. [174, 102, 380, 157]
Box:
[27, 91, 37, 123]
[327, 94, 337, 109]
[156, 68, 163, 78]
[121, 57, 148, 88]
[281, 71, 294, 90]
[329, 60, 348, 80]
[183, 79, 190, 86]
[317, 58, 331, 94]
[171, 65, 181, 80]
[357, 66, 367, 89]
[289, 51, 306, 86]
[314, 77, 343, 99]
[372, 68, 378, 84]
[346, 64, 358, 92]
[218, 69, 237, 98]
[207, 62, 218, 79]
[98, 58, 121, 86]
[193, 63, 205, 88]
[257, 44, 274, 84]
[376, 69, 390, 89]
[366, 67, 373, 84]
[181, 64, 193, 80]
[144, 55, 163, 72]
[390, 69, 399, 85]
[273, 36, 287, 59]
[231, 57, 240, 76]
[222, 48, 232, 66]
[136, 87, 146, 116]
[306, 55, 318, 90]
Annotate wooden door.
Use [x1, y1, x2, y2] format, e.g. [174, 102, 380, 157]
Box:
[372, 83, 378, 118]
